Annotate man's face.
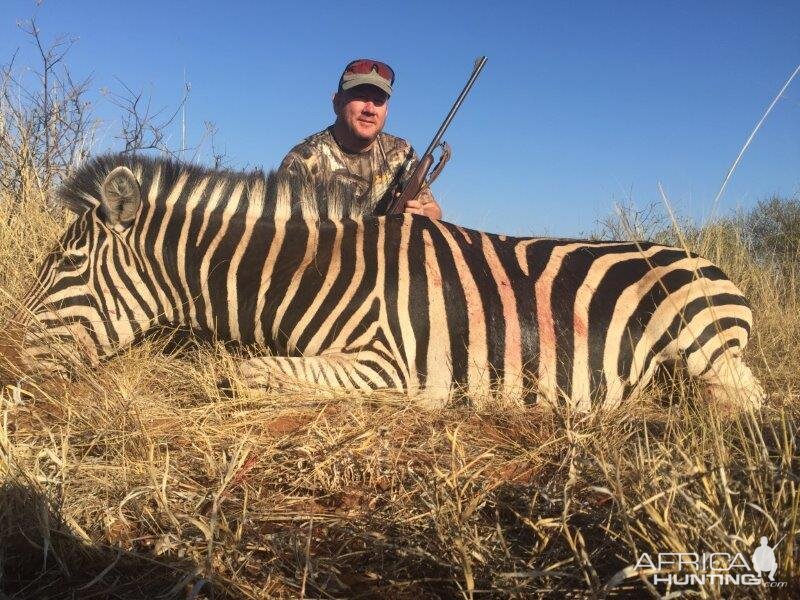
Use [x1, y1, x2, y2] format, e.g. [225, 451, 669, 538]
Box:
[334, 85, 389, 143]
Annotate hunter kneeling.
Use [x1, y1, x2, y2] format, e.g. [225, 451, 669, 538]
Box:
[278, 58, 442, 219]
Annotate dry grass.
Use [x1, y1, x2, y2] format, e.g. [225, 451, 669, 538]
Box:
[0, 173, 798, 599]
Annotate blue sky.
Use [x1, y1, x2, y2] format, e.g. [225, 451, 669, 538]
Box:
[2, 1, 798, 236]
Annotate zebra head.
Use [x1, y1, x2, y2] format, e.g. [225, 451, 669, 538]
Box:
[19, 165, 154, 378]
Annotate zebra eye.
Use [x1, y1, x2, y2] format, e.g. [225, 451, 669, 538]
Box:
[58, 252, 87, 271]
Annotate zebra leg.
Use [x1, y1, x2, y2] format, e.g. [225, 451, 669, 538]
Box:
[691, 348, 765, 412]
[233, 348, 405, 394]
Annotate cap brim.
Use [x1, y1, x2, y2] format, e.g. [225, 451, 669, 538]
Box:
[340, 71, 392, 96]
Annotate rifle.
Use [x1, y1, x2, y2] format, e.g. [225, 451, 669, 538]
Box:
[384, 56, 487, 215]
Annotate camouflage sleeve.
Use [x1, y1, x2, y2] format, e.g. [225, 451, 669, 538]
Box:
[278, 147, 312, 183]
[276, 146, 316, 210]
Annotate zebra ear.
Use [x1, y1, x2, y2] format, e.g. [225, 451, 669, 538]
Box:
[100, 166, 141, 228]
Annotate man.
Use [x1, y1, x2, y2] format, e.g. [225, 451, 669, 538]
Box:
[278, 58, 442, 219]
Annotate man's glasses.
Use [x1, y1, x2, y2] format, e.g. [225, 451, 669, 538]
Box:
[343, 59, 395, 84]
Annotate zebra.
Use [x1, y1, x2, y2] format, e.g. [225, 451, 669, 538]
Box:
[16, 155, 764, 411]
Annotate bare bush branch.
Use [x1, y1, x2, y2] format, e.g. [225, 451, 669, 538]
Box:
[102, 78, 191, 157]
[1, 18, 225, 205]
[0, 18, 95, 202]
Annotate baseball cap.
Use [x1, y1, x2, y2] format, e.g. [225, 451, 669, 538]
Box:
[338, 59, 395, 96]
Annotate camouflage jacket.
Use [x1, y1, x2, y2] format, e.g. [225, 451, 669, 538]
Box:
[277, 126, 421, 216]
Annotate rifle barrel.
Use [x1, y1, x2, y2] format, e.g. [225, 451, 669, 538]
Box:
[422, 56, 487, 157]
[384, 56, 487, 215]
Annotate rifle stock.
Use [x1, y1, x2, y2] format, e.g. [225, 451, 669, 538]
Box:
[387, 154, 433, 214]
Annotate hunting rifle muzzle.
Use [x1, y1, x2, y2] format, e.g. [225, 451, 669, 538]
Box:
[384, 56, 487, 215]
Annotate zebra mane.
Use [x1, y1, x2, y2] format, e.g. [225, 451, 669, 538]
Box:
[58, 154, 365, 221]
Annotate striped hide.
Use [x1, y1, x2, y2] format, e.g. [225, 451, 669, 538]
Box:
[18, 155, 764, 410]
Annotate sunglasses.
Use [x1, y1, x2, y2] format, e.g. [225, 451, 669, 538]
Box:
[343, 59, 395, 84]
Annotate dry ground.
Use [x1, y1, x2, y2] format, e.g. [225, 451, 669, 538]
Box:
[1, 184, 798, 599]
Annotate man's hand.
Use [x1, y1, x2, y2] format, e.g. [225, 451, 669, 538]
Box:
[403, 188, 442, 219]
